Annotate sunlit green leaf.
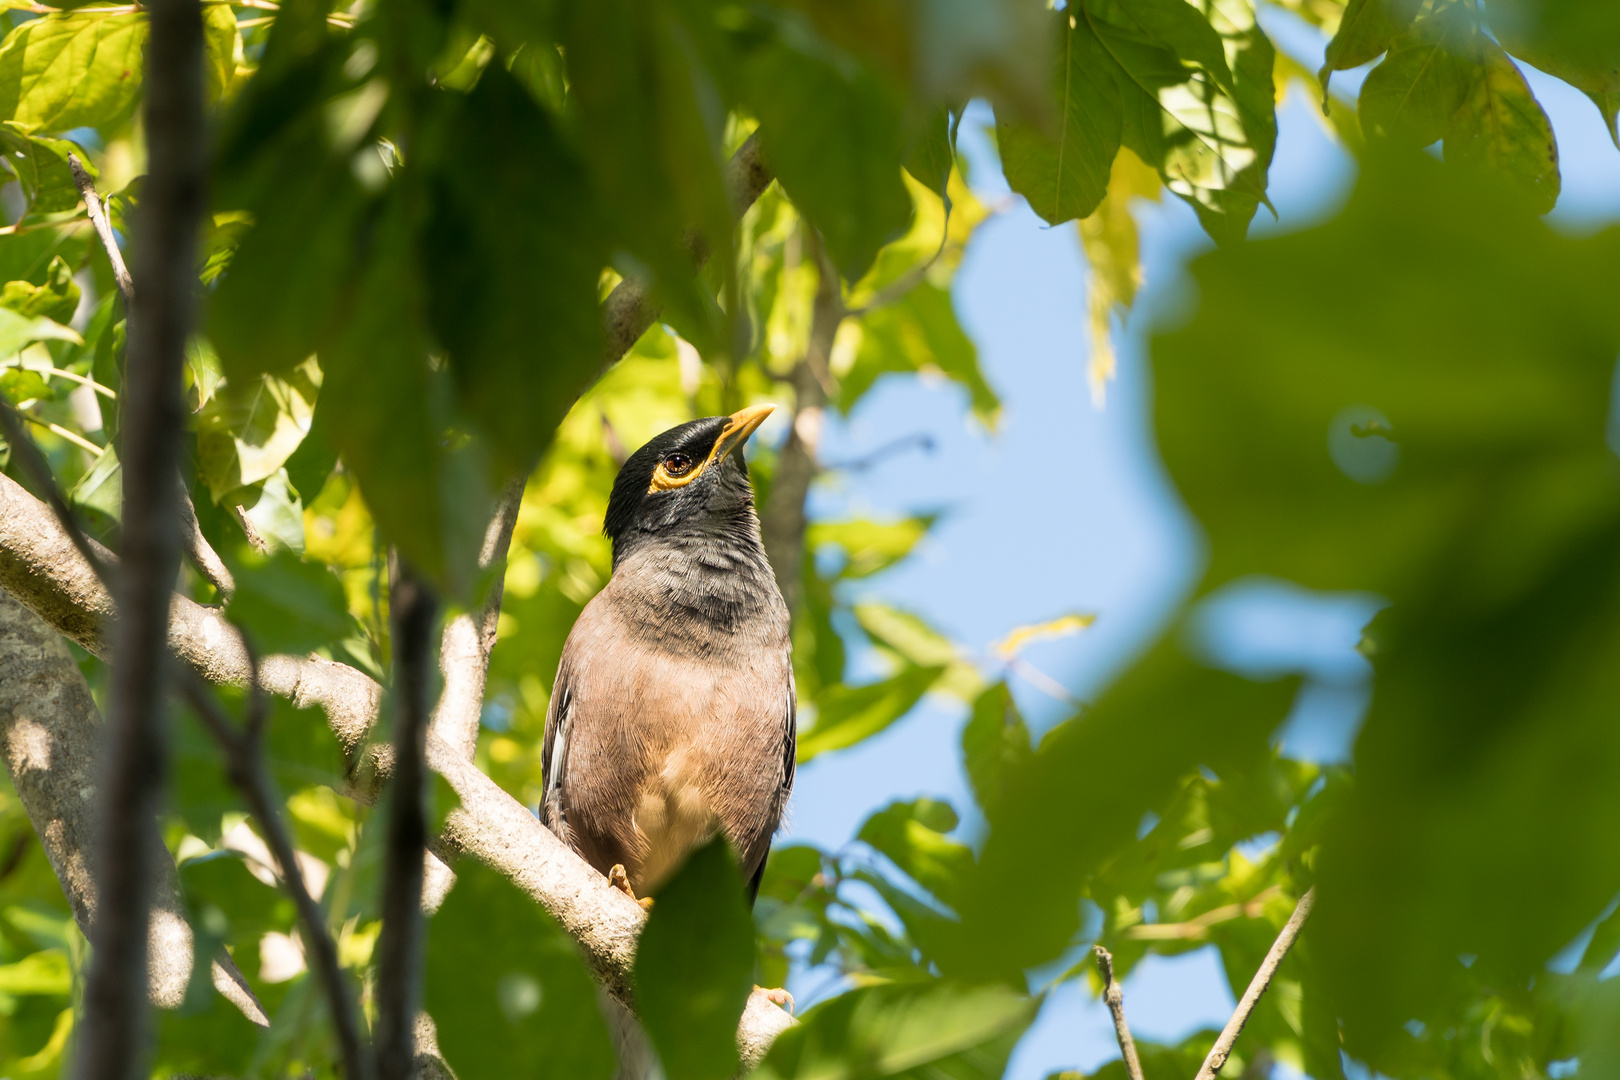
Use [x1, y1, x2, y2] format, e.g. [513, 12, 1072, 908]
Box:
[798, 664, 945, 762]
[858, 798, 972, 909]
[196, 361, 319, 501]
[0, 11, 147, 134]
[226, 546, 353, 656]
[1444, 36, 1559, 213]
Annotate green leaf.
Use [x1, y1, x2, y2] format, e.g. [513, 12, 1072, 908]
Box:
[226, 546, 353, 655]
[1147, 152, 1620, 1063]
[0, 950, 70, 996]
[755, 981, 1036, 1080]
[424, 860, 616, 1080]
[857, 798, 972, 909]
[1488, 0, 1620, 147]
[0, 364, 49, 403]
[203, 1, 240, 103]
[948, 642, 1297, 981]
[0, 124, 87, 213]
[0, 224, 88, 287]
[1079, 0, 1277, 243]
[634, 835, 756, 1080]
[196, 361, 319, 502]
[1358, 10, 1474, 147]
[960, 682, 1031, 814]
[318, 197, 491, 592]
[746, 27, 914, 282]
[840, 281, 1000, 426]
[1444, 38, 1560, 214]
[903, 106, 955, 197]
[0, 256, 79, 323]
[561, 0, 733, 342]
[806, 515, 938, 580]
[998, 10, 1122, 225]
[798, 664, 946, 763]
[0, 11, 147, 134]
[69, 442, 119, 517]
[0, 305, 78, 357]
[228, 469, 307, 554]
[1320, 0, 1421, 80]
[421, 63, 606, 478]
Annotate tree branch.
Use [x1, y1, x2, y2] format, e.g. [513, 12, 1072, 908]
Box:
[375, 568, 437, 1080]
[75, 0, 206, 1071]
[1193, 887, 1316, 1080]
[1092, 945, 1145, 1080]
[0, 120, 797, 1069]
[182, 664, 369, 1078]
[0, 589, 267, 1026]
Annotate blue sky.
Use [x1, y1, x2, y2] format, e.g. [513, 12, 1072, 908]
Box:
[776, 8, 1620, 1078]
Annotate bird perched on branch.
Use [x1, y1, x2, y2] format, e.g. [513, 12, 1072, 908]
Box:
[541, 404, 794, 906]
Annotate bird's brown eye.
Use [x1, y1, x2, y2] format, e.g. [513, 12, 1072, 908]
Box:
[663, 453, 694, 476]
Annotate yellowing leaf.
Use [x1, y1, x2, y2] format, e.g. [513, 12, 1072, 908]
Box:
[991, 613, 1096, 658]
[1078, 147, 1160, 406]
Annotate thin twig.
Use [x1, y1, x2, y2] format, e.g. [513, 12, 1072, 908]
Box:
[71, 152, 236, 601]
[1093, 946, 1145, 1080]
[67, 154, 132, 312]
[1194, 887, 1317, 1080]
[375, 569, 438, 1080]
[182, 666, 372, 1080]
[233, 504, 269, 554]
[13, 408, 106, 456]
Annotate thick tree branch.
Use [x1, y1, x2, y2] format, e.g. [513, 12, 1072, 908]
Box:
[0, 590, 267, 1025]
[75, 0, 206, 1072]
[1194, 888, 1316, 1080]
[1092, 945, 1145, 1080]
[376, 569, 437, 1080]
[182, 669, 368, 1078]
[430, 474, 524, 760]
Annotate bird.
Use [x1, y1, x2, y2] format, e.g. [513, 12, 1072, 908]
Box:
[540, 404, 794, 907]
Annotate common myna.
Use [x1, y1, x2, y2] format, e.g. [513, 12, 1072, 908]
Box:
[541, 405, 794, 905]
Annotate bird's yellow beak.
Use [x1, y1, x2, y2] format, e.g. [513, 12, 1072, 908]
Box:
[709, 403, 775, 465]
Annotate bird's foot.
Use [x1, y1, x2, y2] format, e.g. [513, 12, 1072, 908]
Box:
[755, 985, 795, 1013]
[608, 864, 655, 911]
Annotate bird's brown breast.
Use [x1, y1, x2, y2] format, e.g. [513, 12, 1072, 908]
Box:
[544, 557, 792, 893]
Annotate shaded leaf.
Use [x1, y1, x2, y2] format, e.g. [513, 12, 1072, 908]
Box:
[635, 835, 756, 1080]
[998, 9, 1122, 225]
[422, 63, 606, 478]
[226, 546, 353, 655]
[858, 798, 972, 909]
[1444, 37, 1559, 213]
[960, 682, 1031, 814]
[755, 981, 1036, 1080]
[1320, 0, 1420, 81]
[746, 26, 914, 282]
[424, 860, 616, 1080]
[1358, 9, 1473, 147]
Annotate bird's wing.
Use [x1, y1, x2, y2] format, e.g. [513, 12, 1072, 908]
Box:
[750, 659, 797, 904]
[540, 653, 575, 837]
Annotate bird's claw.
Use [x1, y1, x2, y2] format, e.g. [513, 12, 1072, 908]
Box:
[755, 985, 795, 1013]
[608, 864, 656, 910]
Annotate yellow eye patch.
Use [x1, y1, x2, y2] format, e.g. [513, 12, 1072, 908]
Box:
[646, 403, 776, 495]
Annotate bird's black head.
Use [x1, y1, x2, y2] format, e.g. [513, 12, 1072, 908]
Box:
[604, 405, 775, 562]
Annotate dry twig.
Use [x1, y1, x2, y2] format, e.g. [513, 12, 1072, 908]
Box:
[1093, 945, 1146, 1080]
[1194, 888, 1317, 1080]
[183, 667, 370, 1079]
